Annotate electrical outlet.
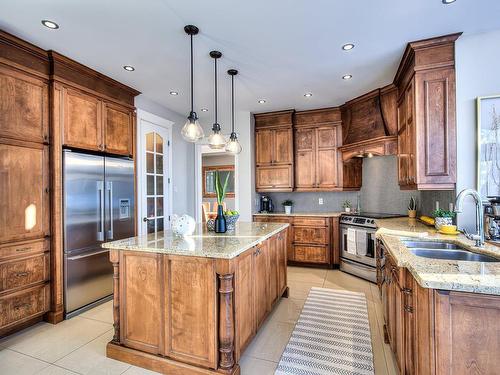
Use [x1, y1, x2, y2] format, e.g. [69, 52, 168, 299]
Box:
[319, 198, 324, 205]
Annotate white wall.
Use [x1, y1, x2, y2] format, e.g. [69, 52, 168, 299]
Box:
[455, 29, 500, 231]
[135, 96, 195, 216]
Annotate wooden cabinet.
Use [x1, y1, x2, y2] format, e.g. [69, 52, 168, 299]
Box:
[0, 141, 50, 244]
[395, 34, 459, 190]
[62, 87, 134, 156]
[294, 109, 343, 191]
[0, 65, 49, 144]
[255, 110, 294, 192]
[236, 248, 255, 352]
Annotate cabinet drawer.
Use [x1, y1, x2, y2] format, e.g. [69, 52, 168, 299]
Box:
[293, 226, 328, 245]
[293, 217, 327, 227]
[294, 245, 329, 264]
[0, 239, 49, 260]
[0, 253, 50, 293]
[252, 216, 268, 223]
[0, 284, 49, 329]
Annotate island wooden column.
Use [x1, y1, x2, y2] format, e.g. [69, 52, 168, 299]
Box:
[216, 259, 236, 372]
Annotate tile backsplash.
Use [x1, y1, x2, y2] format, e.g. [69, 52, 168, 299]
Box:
[256, 156, 455, 216]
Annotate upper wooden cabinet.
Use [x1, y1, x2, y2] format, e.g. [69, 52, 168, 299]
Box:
[294, 108, 359, 191]
[0, 140, 50, 244]
[394, 33, 460, 190]
[61, 86, 134, 156]
[0, 65, 49, 144]
[254, 110, 294, 192]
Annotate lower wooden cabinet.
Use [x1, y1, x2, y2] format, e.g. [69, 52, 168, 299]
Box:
[253, 215, 340, 267]
[381, 245, 500, 375]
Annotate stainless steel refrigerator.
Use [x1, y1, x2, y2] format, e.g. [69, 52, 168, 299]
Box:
[63, 150, 134, 318]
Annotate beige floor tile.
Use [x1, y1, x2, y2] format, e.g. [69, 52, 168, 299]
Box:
[245, 320, 294, 362]
[324, 270, 375, 301]
[55, 329, 130, 374]
[79, 300, 113, 324]
[239, 355, 277, 375]
[0, 348, 50, 374]
[287, 280, 324, 300]
[0, 317, 112, 363]
[36, 365, 80, 374]
[121, 365, 162, 374]
[287, 266, 327, 284]
[268, 298, 305, 324]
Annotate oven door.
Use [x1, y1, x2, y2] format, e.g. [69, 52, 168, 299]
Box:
[340, 225, 377, 267]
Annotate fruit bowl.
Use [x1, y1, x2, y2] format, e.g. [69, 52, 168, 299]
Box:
[224, 214, 240, 231]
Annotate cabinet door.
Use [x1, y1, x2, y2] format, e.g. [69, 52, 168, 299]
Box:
[295, 128, 316, 189]
[255, 129, 273, 165]
[236, 249, 255, 352]
[393, 274, 404, 372]
[63, 88, 102, 151]
[316, 127, 338, 188]
[267, 236, 279, 308]
[0, 66, 49, 144]
[0, 141, 50, 244]
[273, 128, 293, 164]
[254, 243, 268, 329]
[103, 102, 134, 156]
[256, 165, 293, 191]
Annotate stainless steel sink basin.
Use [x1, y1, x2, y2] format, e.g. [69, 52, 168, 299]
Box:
[401, 240, 499, 262]
[401, 240, 463, 250]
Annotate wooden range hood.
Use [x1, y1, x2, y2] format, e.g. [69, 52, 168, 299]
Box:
[338, 84, 398, 160]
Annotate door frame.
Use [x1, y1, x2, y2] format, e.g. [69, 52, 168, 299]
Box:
[136, 109, 173, 235]
[195, 140, 239, 223]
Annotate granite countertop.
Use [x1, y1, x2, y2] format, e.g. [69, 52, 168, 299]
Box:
[375, 217, 500, 295]
[102, 222, 289, 259]
[254, 212, 343, 217]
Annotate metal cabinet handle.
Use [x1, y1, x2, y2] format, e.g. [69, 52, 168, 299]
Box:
[16, 247, 32, 253]
[404, 305, 414, 313]
[14, 303, 30, 310]
[15, 272, 29, 277]
[402, 287, 412, 295]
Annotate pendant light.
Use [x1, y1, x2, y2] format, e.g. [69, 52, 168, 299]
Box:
[225, 69, 242, 154]
[208, 50, 227, 149]
[181, 25, 204, 142]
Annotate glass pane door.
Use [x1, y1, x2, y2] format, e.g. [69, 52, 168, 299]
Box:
[145, 132, 165, 234]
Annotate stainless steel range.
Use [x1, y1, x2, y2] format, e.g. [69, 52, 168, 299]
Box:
[340, 212, 401, 283]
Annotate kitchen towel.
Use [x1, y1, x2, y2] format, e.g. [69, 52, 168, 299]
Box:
[347, 228, 357, 254]
[356, 229, 368, 256]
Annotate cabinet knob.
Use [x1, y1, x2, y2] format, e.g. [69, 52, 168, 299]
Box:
[402, 287, 412, 295]
[404, 305, 414, 313]
[43, 134, 49, 142]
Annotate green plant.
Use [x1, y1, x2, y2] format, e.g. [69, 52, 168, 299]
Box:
[408, 196, 417, 211]
[282, 199, 293, 207]
[432, 208, 456, 218]
[342, 200, 352, 209]
[214, 170, 230, 206]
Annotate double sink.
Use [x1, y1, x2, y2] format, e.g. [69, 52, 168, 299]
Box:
[401, 240, 499, 262]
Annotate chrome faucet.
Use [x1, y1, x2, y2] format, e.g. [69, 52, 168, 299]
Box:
[454, 189, 485, 247]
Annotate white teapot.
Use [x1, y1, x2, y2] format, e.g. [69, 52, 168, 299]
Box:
[171, 214, 196, 237]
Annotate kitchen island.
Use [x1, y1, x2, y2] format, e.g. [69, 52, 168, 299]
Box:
[101, 222, 289, 375]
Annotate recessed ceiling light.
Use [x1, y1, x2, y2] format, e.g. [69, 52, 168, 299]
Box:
[201, 108, 209, 112]
[258, 99, 266, 104]
[442, 0, 456, 4]
[342, 43, 355, 51]
[123, 65, 135, 72]
[342, 74, 353, 80]
[41, 20, 59, 29]
[304, 93, 313, 98]
[169, 91, 179, 96]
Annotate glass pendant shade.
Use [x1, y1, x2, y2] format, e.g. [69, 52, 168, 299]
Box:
[208, 123, 226, 149]
[225, 132, 242, 154]
[181, 115, 204, 142]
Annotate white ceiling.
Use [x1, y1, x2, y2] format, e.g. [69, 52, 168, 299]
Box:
[1, 0, 500, 129]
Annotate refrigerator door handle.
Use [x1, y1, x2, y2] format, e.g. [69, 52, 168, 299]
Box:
[97, 181, 104, 241]
[107, 181, 114, 240]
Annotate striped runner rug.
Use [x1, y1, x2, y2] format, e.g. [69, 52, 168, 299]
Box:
[275, 287, 375, 375]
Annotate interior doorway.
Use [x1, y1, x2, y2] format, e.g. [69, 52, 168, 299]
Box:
[195, 144, 239, 223]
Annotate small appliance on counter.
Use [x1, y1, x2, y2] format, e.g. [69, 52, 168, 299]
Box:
[484, 196, 500, 242]
[340, 212, 403, 283]
[259, 195, 274, 213]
